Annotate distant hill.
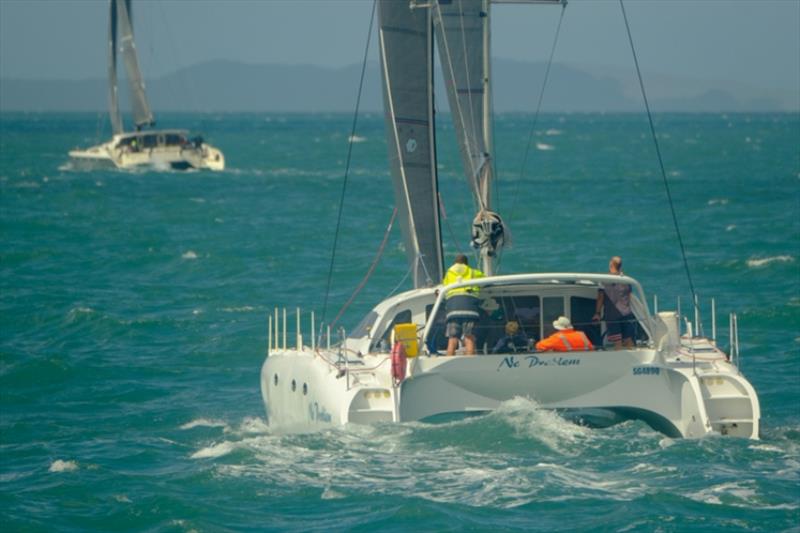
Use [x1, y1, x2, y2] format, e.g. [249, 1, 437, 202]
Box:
[1, 59, 795, 113]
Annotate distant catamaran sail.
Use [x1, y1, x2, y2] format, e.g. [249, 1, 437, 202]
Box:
[69, 0, 224, 171]
[110, 0, 154, 133]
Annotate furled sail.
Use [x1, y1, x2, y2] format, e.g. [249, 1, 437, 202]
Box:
[433, 0, 509, 273]
[433, 0, 491, 208]
[115, 0, 154, 129]
[107, 0, 123, 134]
[378, 0, 444, 288]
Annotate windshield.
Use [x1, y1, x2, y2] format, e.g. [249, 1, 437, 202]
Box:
[350, 311, 378, 339]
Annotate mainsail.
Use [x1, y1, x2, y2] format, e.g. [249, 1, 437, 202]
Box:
[378, 0, 444, 288]
[108, 0, 123, 134]
[114, 0, 154, 130]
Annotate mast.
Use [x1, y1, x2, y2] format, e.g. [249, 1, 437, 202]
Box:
[480, 0, 494, 275]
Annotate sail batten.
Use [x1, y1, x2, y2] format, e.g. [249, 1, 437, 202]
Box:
[378, 0, 444, 288]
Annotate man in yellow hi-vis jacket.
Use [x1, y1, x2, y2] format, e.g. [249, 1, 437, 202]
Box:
[442, 254, 484, 355]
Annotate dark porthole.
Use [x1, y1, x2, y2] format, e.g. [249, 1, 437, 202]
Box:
[303, 383, 308, 395]
[273, 374, 278, 386]
[291, 379, 296, 392]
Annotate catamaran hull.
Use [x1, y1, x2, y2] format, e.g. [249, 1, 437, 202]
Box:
[69, 141, 225, 171]
[261, 349, 760, 439]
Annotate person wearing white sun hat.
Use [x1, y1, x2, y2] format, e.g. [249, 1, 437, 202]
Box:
[535, 316, 594, 352]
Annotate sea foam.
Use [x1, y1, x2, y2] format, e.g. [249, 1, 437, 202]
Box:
[180, 418, 229, 431]
[746, 255, 794, 268]
[49, 459, 78, 473]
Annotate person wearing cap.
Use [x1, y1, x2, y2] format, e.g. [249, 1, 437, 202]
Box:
[492, 320, 529, 354]
[535, 316, 594, 352]
[442, 254, 485, 355]
[593, 256, 636, 348]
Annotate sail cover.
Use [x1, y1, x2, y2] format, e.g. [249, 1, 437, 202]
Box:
[107, 0, 123, 134]
[115, 0, 154, 129]
[378, 0, 444, 288]
[433, 0, 491, 208]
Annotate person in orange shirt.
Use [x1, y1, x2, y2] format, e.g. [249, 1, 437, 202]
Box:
[535, 316, 594, 352]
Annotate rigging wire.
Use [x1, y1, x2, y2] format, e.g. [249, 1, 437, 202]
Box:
[619, 0, 699, 309]
[330, 208, 398, 329]
[438, 192, 465, 257]
[498, 2, 566, 272]
[433, 2, 485, 208]
[319, 0, 377, 329]
[506, 2, 565, 226]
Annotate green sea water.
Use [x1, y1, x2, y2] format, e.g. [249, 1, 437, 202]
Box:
[1, 112, 798, 531]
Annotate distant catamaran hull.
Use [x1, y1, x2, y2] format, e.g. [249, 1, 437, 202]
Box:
[69, 130, 224, 171]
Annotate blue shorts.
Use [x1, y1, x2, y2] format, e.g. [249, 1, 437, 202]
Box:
[607, 314, 636, 343]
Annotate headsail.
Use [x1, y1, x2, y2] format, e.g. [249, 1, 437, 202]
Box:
[115, 0, 154, 130]
[433, 0, 491, 208]
[433, 0, 507, 273]
[431, 0, 562, 274]
[108, 0, 123, 134]
[378, 0, 444, 288]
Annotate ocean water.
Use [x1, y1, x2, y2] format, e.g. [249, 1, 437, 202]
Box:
[1, 111, 798, 531]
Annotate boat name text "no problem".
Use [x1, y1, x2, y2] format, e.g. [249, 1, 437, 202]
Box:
[497, 355, 581, 372]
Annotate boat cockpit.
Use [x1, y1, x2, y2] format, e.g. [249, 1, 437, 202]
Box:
[114, 130, 198, 152]
[345, 273, 656, 356]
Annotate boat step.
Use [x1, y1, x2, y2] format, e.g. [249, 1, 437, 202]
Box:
[705, 394, 751, 401]
[350, 409, 393, 414]
[710, 418, 753, 424]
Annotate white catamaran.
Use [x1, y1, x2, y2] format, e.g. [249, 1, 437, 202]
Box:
[69, 0, 224, 171]
[260, 0, 760, 439]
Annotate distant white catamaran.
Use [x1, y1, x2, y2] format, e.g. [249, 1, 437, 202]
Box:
[69, 0, 224, 171]
[260, 0, 760, 439]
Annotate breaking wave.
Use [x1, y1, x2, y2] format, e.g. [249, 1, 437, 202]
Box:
[746, 255, 794, 268]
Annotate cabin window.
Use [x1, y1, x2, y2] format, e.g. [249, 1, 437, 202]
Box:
[571, 296, 602, 347]
[165, 134, 185, 146]
[474, 295, 540, 352]
[505, 296, 541, 341]
[542, 297, 565, 338]
[378, 309, 413, 345]
[351, 311, 378, 339]
[142, 135, 157, 148]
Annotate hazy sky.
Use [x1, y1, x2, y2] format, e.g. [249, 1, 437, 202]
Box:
[1, 0, 798, 94]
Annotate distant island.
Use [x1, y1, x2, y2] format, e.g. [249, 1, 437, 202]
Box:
[1, 59, 796, 113]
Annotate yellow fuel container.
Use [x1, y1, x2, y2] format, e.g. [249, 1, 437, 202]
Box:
[393, 323, 419, 357]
